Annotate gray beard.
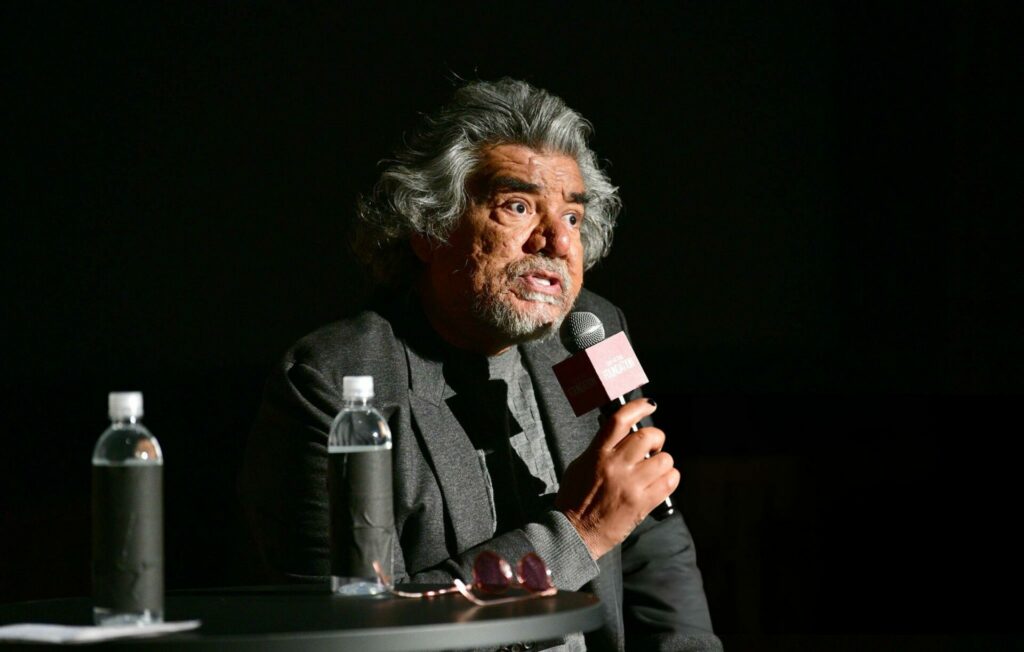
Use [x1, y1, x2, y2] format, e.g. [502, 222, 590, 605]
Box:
[471, 257, 574, 345]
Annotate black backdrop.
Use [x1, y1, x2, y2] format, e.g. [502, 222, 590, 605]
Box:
[3, 1, 1021, 641]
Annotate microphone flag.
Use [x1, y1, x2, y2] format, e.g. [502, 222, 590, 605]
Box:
[553, 331, 649, 417]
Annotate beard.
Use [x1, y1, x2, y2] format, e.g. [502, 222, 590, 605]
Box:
[471, 256, 576, 345]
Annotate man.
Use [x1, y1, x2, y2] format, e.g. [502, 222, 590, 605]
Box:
[239, 78, 719, 651]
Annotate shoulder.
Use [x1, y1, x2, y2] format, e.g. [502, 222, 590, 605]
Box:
[286, 309, 399, 366]
[281, 308, 408, 404]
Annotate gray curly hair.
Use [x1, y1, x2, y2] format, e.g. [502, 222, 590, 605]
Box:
[352, 78, 621, 286]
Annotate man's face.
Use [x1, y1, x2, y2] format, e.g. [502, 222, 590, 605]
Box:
[416, 144, 587, 353]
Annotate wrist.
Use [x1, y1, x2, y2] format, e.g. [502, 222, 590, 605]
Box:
[559, 509, 605, 561]
[524, 511, 600, 590]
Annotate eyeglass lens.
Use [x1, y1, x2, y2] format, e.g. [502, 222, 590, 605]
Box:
[472, 550, 514, 593]
[472, 551, 553, 594]
[516, 552, 553, 593]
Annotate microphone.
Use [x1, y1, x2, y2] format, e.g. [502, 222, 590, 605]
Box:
[553, 312, 675, 521]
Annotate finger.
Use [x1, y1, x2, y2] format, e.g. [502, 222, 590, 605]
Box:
[593, 397, 655, 452]
[613, 426, 666, 460]
[593, 398, 654, 450]
[638, 454, 680, 507]
[593, 398, 657, 452]
[632, 450, 675, 487]
[647, 467, 681, 511]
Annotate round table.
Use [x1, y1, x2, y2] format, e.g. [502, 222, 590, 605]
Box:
[0, 585, 604, 650]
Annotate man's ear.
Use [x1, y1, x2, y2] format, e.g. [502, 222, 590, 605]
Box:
[410, 233, 434, 264]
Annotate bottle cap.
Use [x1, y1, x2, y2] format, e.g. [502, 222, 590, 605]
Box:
[342, 376, 374, 400]
[108, 391, 144, 420]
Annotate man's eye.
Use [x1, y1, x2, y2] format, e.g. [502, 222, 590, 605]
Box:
[506, 201, 529, 215]
[565, 213, 579, 227]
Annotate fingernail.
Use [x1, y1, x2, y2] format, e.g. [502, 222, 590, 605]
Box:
[647, 399, 657, 407]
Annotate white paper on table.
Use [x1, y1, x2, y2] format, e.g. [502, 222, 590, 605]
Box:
[0, 620, 201, 644]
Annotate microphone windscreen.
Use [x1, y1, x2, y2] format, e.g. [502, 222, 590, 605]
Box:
[554, 312, 648, 416]
[561, 311, 605, 353]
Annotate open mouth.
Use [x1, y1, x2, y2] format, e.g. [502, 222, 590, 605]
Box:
[519, 271, 563, 296]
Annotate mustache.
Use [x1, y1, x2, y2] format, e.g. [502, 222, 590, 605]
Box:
[505, 256, 573, 295]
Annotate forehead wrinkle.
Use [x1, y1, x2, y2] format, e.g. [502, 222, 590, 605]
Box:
[489, 175, 587, 205]
[476, 144, 586, 205]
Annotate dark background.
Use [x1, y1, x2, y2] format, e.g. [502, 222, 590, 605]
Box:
[3, 0, 1021, 644]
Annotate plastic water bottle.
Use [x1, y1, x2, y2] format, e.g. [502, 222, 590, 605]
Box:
[91, 391, 164, 625]
[328, 376, 394, 595]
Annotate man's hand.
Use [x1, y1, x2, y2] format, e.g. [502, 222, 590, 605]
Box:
[554, 398, 680, 560]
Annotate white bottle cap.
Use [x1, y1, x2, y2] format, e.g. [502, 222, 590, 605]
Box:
[108, 391, 144, 420]
[342, 376, 374, 400]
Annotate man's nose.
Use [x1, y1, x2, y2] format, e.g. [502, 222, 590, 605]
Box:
[524, 212, 572, 258]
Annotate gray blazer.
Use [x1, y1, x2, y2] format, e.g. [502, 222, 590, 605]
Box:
[239, 289, 719, 651]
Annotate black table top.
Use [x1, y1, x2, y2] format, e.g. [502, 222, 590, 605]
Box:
[0, 585, 604, 651]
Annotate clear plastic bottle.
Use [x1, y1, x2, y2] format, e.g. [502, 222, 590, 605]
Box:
[328, 376, 394, 596]
[91, 391, 164, 625]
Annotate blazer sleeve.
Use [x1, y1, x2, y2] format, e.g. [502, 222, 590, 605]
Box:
[616, 306, 721, 651]
[238, 358, 340, 581]
[621, 514, 719, 650]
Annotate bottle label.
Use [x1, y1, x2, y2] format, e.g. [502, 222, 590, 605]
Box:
[92, 465, 164, 613]
[328, 449, 394, 579]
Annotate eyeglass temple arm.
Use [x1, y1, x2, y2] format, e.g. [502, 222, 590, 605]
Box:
[453, 579, 557, 606]
[375, 560, 461, 598]
[453, 579, 489, 606]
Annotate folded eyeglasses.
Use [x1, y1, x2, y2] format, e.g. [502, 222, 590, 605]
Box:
[374, 551, 557, 606]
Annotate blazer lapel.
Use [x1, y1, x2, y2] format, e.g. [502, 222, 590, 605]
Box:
[404, 339, 497, 552]
[521, 336, 600, 474]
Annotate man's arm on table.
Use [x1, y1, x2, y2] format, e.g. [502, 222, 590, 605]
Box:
[238, 357, 599, 590]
